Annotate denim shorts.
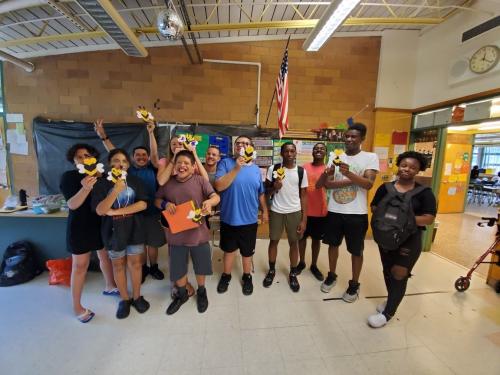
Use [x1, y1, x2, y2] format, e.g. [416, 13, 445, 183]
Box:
[108, 244, 144, 260]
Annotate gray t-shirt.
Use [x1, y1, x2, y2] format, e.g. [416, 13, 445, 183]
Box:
[156, 174, 215, 246]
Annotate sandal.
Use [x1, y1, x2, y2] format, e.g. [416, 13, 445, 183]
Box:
[77, 309, 95, 323]
[102, 288, 120, 296]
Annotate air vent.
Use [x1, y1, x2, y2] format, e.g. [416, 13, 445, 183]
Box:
[462, 16, 500, 43]
[76, 0, 147, 57]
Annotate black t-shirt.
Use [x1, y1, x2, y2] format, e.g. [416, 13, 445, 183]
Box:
[371, 182, 437, 229]
[59, 170, 103, 254]
[91, 174, 149, 252]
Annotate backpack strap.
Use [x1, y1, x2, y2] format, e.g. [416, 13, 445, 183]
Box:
[298, 166, 304, 191]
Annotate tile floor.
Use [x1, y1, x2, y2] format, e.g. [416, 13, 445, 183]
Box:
[0, 239, 498, 375]
[432, 203, 498, 277]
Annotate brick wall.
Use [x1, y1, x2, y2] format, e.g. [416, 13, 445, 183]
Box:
[4, 37, 380, 195]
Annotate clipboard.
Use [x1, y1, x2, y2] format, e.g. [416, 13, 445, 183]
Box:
[161, 200, 201, 234]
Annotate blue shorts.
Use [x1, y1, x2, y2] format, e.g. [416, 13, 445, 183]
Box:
[108, 244, 144, 260]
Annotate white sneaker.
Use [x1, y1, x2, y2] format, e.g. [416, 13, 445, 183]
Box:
[376, 300, 387, 313]
[367, 313, 388, 328]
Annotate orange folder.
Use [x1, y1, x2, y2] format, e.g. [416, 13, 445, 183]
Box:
[161, 200, 200, 234]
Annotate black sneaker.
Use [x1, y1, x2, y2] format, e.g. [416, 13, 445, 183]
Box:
[141, 264, 149, 284]
[197, 288, 209, 313]
[116, 299, 132, 319]
[342, 280, 360, 303]
[242, 274, 253, 295]
[217, 273, 232, 294]
[132, 296, 150, 313]
[310, 264, 324, 281]
[289, 273, 300, 292]
[262, 269, 276, 288]
[149, 264, 165, 280]
[166, 292, 189, 315]
[296, 262, 306, 275]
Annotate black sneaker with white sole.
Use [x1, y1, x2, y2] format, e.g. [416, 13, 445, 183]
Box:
[320, 272, 337, 293]
[342, 280, 360, 303]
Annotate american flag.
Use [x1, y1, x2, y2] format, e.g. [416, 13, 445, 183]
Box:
[276, 49, 289, 138]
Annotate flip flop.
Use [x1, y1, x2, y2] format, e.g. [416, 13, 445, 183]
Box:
[77, 309, 95, 323]
[102, 288, 120, 296]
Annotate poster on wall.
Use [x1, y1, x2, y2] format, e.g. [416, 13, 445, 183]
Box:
[414, 141, 436, 178]
[253, 137, 274, 167]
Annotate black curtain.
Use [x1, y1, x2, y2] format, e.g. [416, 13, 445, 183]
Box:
[33, 117, 151, 194]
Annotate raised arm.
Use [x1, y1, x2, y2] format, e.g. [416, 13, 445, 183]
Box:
[94, 119, 116, 152]
[147, 121, 159, 168]
[316, 166, 354, 189]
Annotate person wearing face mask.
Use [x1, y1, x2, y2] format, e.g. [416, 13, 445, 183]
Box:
[155, 150, 219, 315]
[368, 151, 436, 328]
[92, 148, 150, 319]
[59, 144, 117, 323]
[94, 119, 166, 283]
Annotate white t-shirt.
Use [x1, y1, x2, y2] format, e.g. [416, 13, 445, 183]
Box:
[327, 151, 379, 215]
[266, 165, 308, 214]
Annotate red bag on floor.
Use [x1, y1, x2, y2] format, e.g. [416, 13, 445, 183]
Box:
[46, 258, 72, 286]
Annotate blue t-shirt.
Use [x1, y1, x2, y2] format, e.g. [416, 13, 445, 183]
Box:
[215, 158, 264, 226]
[128, 163, 158, 216]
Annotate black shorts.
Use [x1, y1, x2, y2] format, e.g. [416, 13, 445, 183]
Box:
[220, 222, 258, 258]
[323, 212, 368, 256]
[143, 214, 167, 248]
[302, 216, 327, 240]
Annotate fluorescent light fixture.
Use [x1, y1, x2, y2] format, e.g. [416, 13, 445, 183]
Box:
[303, 0, 361, 51]
[448, 126, 468, 131]
[478, 120, 500, 130]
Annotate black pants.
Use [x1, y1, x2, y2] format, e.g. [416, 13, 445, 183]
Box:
[379, 230, 422, 319]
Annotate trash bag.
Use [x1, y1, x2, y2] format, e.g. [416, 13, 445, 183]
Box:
[46, 258, 72, 286]
[0, 241, 43, 287]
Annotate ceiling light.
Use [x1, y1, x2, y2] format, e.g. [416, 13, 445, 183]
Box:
[303, 0, 361, 52]
[448, 126, 469, 131]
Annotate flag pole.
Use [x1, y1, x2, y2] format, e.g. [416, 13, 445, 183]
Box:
[264, 35, 292, 129]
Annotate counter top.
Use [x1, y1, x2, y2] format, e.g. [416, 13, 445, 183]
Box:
[0, 209, 68, 218]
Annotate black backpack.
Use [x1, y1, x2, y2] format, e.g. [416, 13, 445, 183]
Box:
[371, 183, 426, 251]
[267, 164, 304, 202]
[0, 241, 43, 287]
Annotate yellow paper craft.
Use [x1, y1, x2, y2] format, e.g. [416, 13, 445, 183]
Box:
[76, 157, 104, 176]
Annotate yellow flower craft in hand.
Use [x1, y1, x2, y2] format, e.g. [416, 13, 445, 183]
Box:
[107, 168, 127, 184]
[136, 106, 154, 122]
[77, 157, 104, 176]
[240, 145, 257, 163]
[273, 167, 286, 180]
[178, 134, 199, 149]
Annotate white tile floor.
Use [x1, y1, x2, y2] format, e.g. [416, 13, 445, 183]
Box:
[0, 239, 499, 375]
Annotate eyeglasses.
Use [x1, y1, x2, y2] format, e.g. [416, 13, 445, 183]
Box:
[235, 141, 251, 146]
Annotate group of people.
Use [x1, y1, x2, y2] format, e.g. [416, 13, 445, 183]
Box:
[60, 120, 436, 329]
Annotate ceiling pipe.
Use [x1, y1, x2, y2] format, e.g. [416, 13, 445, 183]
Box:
[0, 0, 47, 14]
[0, 50, 35, 72]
